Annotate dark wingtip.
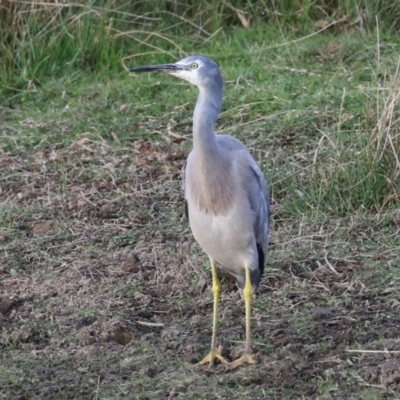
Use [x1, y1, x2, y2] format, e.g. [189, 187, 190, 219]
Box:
[247, 244, 265, 291]
[185, 201, 189, 221]
[257, 243, 265, 278]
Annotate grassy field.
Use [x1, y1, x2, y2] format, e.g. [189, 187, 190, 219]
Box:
[1, 2, 400, 399]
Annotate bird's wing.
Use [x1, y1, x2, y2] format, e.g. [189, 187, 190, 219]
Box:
[215, 135, 270, 253]
[181, 154, 191, 220]
[248, 158, 270, 256]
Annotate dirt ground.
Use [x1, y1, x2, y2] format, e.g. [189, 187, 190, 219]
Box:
[1, 135, 400, 399]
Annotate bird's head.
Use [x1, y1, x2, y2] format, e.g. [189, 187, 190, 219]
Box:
[130, 55, 223, 91]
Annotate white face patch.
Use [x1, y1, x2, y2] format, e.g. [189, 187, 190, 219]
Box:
[170, 62, 203, 87]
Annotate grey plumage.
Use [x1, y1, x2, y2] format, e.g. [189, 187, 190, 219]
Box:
[184, 133, 269, 288]
[131, 55, 270, 368]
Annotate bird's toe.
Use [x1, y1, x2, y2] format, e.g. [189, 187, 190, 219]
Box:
[229, 352, 256, 370]
[195, 345, 228, 367]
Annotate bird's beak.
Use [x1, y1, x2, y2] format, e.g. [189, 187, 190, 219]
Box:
[130, 63, 185, 74]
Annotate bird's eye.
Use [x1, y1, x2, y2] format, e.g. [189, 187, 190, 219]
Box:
[190, 63, 199, 70]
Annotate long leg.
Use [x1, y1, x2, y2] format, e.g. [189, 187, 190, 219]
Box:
[196, 258, 228, 367]
[229, 264, 256, 369]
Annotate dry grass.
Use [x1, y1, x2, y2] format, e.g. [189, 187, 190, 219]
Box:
[1, 5, 400, 397]
[2, 0, 400, 92]
[371, 57, 400, 197]
[1, 125, 400, 398]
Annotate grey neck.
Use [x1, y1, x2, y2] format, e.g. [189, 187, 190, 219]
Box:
[192, 86, 223, 156]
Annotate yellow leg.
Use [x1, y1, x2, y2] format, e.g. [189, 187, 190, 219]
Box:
[230, 264, 256, 369]
[196, 259, 228, 367]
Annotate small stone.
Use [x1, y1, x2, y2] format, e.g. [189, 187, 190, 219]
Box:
[312, 307, 333, 320]
[0, 300, 14, 314]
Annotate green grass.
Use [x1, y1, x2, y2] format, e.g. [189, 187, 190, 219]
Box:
[1, 2, 400, 399]
[3, 24, 399, 216]
[2, 0, 400, 95]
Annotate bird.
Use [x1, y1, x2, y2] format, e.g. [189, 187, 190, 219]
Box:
[130, 55, 270, 369]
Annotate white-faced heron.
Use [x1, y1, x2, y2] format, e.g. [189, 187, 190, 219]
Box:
[130, 55, 270, 369]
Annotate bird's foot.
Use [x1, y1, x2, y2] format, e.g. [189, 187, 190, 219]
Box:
[229, 352, 256, 370]
[195, 345, 228, 367]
